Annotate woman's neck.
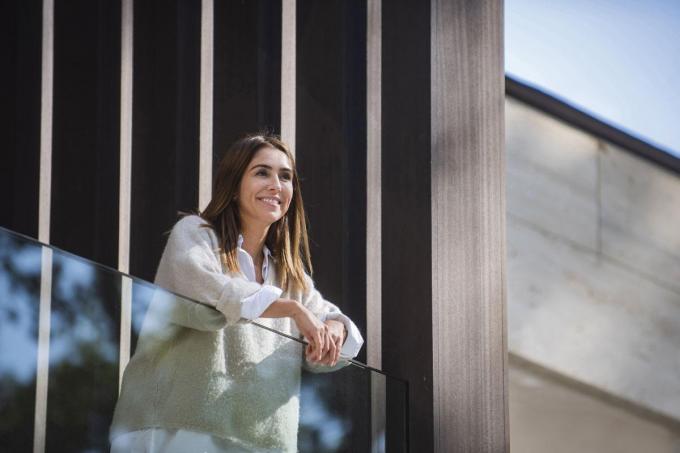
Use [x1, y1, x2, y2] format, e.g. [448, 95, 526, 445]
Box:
[240, 224, 269, 263]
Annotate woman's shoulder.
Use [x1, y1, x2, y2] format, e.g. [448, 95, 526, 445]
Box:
[169, 215, 216, 246]
[172, 214, 213, 231]
[174, 214, 205, 228]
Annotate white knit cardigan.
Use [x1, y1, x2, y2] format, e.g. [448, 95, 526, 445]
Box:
[110, 215, 351, 452]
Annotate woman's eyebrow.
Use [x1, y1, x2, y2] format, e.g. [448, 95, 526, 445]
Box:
[251, 164, 293, 173]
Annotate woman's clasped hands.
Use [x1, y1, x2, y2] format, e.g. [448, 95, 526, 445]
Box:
[288, 301, 345, 367]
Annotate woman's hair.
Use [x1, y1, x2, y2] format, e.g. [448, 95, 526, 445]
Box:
[199, 132, 312, 293]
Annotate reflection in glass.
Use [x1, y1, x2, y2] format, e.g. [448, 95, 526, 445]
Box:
[0, 227, 409, 452]
[0, 231, 41, 451]
[45, 249, 120, 452]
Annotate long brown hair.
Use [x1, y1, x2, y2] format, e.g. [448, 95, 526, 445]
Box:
[199, 133, 312, 293]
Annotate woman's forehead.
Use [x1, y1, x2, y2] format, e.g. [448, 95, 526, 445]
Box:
[250, 147, 293, 170]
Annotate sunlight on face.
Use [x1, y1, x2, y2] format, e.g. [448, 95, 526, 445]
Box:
[237, 147, 294, 231]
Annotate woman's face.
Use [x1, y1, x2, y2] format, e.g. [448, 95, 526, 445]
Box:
[237, 146, 294, 231]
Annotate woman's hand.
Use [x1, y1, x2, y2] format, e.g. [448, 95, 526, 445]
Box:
[289, 302, 330, 363]
[261, 298, 344, 364]
[317, 319, 346, 366]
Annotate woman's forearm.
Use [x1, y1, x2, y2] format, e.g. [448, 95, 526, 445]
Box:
[259, 298, 303, 319]
[261, 298, 332, 362]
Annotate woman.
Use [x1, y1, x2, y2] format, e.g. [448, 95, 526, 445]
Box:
[110, 133, 364, 452]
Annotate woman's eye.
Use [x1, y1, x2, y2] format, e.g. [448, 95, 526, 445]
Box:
[281, 173, 292, 181]
[256, 170, 268, 176]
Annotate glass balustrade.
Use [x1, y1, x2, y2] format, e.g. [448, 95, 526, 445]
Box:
[0, 226, 408, 452]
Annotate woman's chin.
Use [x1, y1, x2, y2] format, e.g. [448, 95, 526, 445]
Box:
[257, 212, 283, 226]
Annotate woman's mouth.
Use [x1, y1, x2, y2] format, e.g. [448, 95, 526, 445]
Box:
[257, 197, 281, 207]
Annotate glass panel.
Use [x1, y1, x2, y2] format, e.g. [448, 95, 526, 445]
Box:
[45, 248, 121, 452]
[0, 226, 408, 452]
[0, 228, 41, 451]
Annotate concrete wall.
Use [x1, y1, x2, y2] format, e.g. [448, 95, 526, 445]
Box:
[505, 96, 680, 440]
[509, 358, 680, 453]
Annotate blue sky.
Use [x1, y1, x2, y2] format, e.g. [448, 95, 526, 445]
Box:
[506, 0, 680, 158]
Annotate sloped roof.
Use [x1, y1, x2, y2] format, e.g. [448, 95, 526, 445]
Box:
[506, 75, 680, 176]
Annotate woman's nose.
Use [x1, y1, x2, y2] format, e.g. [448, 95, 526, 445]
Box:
[269, 176, 282, 191]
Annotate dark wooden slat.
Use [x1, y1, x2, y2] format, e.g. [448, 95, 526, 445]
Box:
[50, 0, 120, 268]
[213, 0, 281, 162]
[296, 0, 367, 361]
[2, 2, 47, 452]
[382, 0, 434, 450]
[45, 1, 122, 450]
[0, 0, 43, 238]
[129, 0, 200, 283]
[296, 0, 370, 451]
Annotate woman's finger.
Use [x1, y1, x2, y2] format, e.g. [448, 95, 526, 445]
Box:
[310, 328, 320, 361]
[315, 329, 324, 361]
[302, 330, 311, 349]
[303, 327, 317, 358]
[331, 336, 341, 366]
[311, 332, 320, 360]
[328, 335, 338, 366]
[324, 332, 335, 365]
[324, 325, 332, 358]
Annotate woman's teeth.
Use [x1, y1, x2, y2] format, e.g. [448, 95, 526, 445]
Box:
[259, 198, 279, 206]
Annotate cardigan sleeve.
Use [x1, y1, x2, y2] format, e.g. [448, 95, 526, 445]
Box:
[143, 288, 231, 333]
[153, 215, 263, 327]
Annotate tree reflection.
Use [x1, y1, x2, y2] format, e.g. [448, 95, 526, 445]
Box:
[299, 373, 352, 452]
[45, 341, 117, 452]
[0, 231, 40, 451]
[0, 229, 120, 452]
[0, 229, 406, 452]
[45, 250, 120, 452]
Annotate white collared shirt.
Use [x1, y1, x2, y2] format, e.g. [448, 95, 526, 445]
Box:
[236, 234, 283, 320]
[237, 234, 363, 359]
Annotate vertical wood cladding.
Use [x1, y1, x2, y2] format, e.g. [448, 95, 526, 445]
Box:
[0, 0, 43, 239]
[50, 0, 121, 268]
[213, 0, 281, 161]
[45, 3, 123, 450]
[296, 1, 369, 451]
[129, 0, 200, 282]
[381, 0, 434, 450]
[2, 1, 507, 450]
[296, 0, 367, 360]
[0, 0, 42, 434]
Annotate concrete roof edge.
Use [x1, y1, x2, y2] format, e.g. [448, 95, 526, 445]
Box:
[509, 352, 680, 433]
[505, 75, 680, 177]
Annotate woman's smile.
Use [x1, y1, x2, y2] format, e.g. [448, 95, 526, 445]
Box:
[257, 196, 281, 207]
[237, 147, 293, 228]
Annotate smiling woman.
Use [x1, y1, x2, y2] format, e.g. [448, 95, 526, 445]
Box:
[109, 133, 364, 452]
[236, 149, 295, 265]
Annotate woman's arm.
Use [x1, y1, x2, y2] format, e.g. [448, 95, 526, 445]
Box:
[259, 298, 331, 363]
[154, 216, 263, 327]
